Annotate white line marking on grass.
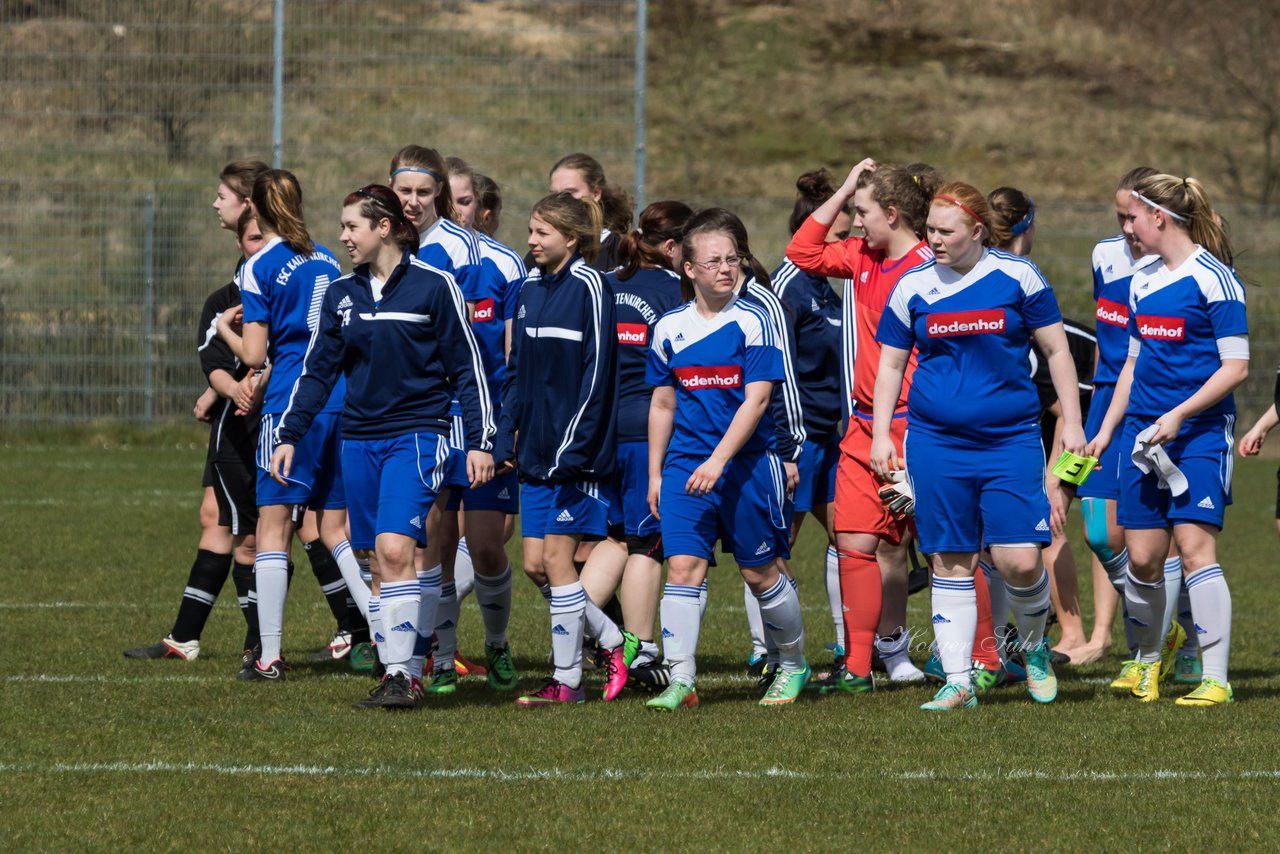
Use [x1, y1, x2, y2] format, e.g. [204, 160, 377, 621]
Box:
[0, 760, 1277, 785]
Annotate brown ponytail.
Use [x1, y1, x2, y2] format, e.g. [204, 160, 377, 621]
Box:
[615, 200, 694, 281]
[251, 169, 313, 256]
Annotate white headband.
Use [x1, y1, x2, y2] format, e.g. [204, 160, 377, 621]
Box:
[1132, 190, 1189, 223]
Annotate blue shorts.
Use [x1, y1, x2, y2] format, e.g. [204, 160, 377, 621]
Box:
[256, 412, 345, 510]
[462, 469, 518, 514]
[906, 427, 1050, 553]
[1117, 414, 1234, 530]
[659, 451, 790, 568]
[1078, 383, 1120, 501]
[341, 433, 449, 550]
[794, 437, 839, 514]
[520, 479, 610, 539]
[439, 415, 471, 511]
[615, 441, 659, 537]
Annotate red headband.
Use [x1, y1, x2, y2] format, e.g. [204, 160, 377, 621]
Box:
[935, 194, 985, 227]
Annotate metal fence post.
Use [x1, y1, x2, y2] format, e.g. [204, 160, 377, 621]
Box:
[273, 0, 285, 168]
[143, 191, 155, 427]
[634, 0, 647, 211]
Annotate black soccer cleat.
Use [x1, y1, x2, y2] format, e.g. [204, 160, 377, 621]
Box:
[236, 658, 285, 682]
[628, 661, 672, 693]
[353, 673, 416, 710]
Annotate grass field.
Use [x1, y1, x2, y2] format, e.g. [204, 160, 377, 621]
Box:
[4, 434, 1280, 850]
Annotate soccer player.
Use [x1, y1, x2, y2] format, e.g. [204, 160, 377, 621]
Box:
[495, 191, 638, 705]
[987, 186, 1098, 666]
[389, 145, 497, 692]
[229, 168, 357, 681]
[769, 169, 848, 683]
[1086, 174, 1246, 706]
[124, 178, 268, 662]
[785, 159, 944, 692]
[271, 184, 494, 708]
[1078, 169, 1199, 687]
[547, 152, 633, 273]
[596, 200, 693, 685]
[870, 181, 1086, 711]
[644, 217, 808, 710]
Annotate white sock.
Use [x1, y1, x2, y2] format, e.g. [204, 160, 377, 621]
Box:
[1103, 548, 1129, 596]
[255, 550, 289, 665]
[358, 556, 372, 588]
[1124, 569, 1166, 663]
[433, 581, 459, 673]
[1185, 565, 1231, 683]
[698, 578, 708, 618]
[824, 545, 844, 650]
[410, 566, 442, 680]
[757, 576, 805, 671]
[634, 639, 659, 668]
[743, 581, 767, 658]
[473, 565, 512, 648]
[876, 629, 923, 681]
[549, 582, 587, 689]
[331, 540, 370, 617]
[1006, 568, 1052, 651]
[454, 537, 476, 602]
[584, 597, 624, 650]
[538, 583, 552, 603]
[369, 596, 384, 664]
[379, 579, 419, 678]
[930, 576, 976, 689]
[660, 584, 703, 686]
[982, 560, 1011, 660]
[1161, 556, 1183, 635]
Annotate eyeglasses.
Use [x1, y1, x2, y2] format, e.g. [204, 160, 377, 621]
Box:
[690, 255, 742, 272]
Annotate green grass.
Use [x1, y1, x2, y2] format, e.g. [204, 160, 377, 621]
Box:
[3, 440, 1280, 850]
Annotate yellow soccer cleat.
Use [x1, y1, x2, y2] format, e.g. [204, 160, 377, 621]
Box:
[1131, 660, 1161, 702]
[1110, 660, 1143, 691]
[1160, 622, 1186, 682]
[1175, 676, 1233, 707]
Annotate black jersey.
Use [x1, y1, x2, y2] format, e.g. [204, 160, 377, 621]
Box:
[198, 280, 259, 465]
[1029, 317, 1095, 452]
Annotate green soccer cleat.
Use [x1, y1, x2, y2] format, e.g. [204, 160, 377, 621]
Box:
[817, 671, 874, 695]
[1024, 642, 1058, 704]
[922, 651, 946, 683]
[920, 682, 977, 711]
[1110, 659, 1143, 691]
[485, 643, 519, 692]
[646, 681, 699, 711]
[426, 668, 458, 695]
[970, 661, 1005, 694]
[1173, 652, 1202, 685]
[1131, 660, 1161, 702]
[1174, 676, 1233, 707]
[760, 662, 810, 706]
[349, 642, 375, 673]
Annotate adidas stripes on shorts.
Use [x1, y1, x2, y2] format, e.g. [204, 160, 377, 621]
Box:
[1116, 413, 1233, 530]
[520, 479, 610, 539]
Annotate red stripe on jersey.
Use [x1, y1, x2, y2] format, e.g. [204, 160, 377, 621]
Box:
[473, 298, 496, 322]
[616, 323, 649, 346]
[1137, 315, 1185, 341]
[926, 309, 1006, 338]
[1096, 298, 1129, 328]
[673, 365, 742, 390]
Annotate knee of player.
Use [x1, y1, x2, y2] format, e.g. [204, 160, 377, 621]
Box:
[1080, 499, 1117, 561]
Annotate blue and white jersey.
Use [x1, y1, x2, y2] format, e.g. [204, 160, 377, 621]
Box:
[1126, 246, 1247, 423]
[646, 295, 784, 459]
[470, 232, 525, 402]
[239, 236, 345, 415]
[496, 255, 618, 482]
[608, 267, 683, 444]
[772, 258, 842, 443]
[877, 248, 1063, 442]
[1091, 235, 1159, 385]
[739, 273, 806, 461]
[275, 252, 493, 450]
[417, 217, 483, 299]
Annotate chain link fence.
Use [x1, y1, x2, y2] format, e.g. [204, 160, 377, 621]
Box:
[2, 1, 1278, 425]
[0, 0, 638, 423]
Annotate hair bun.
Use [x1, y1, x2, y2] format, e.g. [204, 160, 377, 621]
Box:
[795, 168, 836, 203]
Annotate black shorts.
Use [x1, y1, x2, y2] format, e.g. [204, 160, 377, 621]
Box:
[625, 530, 664, 563]
[212, 457, 258, 535]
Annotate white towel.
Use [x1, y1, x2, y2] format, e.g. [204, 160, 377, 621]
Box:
[1130, 424, 1189, 496]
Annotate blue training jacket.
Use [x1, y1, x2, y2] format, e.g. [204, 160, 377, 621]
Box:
[276, 251, 494, 450]
[495, 255, 618, 482]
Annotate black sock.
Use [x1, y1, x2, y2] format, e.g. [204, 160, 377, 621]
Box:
[170, 549, 232, 643]
[232, 560, 260, 651]
[304, 538, 351, 630]
[603, 594, 625, 629]
[573, 559, 586, 575]
[348, 595, 371, 644]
